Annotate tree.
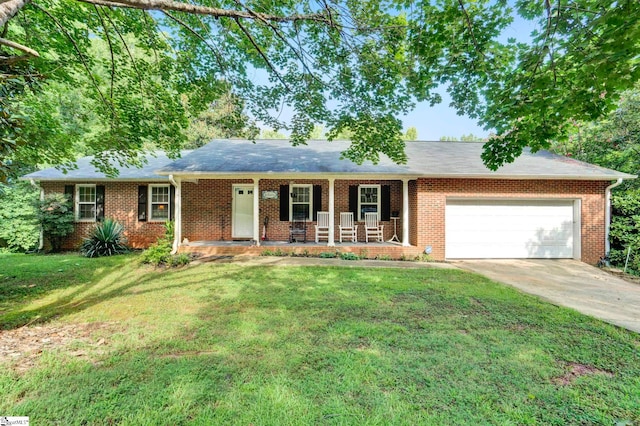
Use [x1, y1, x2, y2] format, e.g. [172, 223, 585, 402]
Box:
[439, 134, 483, 142]
[259, 128, 288, 139]
[550, 85, 640, 273]
[184, 92, 259, 149]
[403, 127, 418, 141]
[0, 181, 39, 251]
[0, 0, 638, 178]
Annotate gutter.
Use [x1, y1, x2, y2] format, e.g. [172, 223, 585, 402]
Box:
[29, 179, 44, 251]
[605, 178, 624, 256]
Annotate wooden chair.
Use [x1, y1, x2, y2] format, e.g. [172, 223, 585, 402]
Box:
[314, 212, 330, 243]
[289, 216, 307, 243]
[364, 212, 384, 243]
[339, 212, 358, 243]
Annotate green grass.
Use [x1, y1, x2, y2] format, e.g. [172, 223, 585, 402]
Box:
[1, 253, 639, 425]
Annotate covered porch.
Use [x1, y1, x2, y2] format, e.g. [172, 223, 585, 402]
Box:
[169, 175, 419, 256]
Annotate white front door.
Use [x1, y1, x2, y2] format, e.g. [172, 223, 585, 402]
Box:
[232, 185, 254, 238]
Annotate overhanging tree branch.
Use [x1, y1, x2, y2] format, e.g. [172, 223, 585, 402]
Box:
[75, 0, 331, 24]
[0, 37, 39, 56]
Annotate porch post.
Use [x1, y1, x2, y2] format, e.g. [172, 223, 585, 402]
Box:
[328, 178, 335, 246]
[170, 175, 182, 254]
[253, 178, 260, 246]
[402, 178, 410, 247]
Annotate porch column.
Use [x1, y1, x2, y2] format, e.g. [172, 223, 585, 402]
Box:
[402, 178, 410, 246]
[253, 178, 260, 246]
[170, 176, 182, 254]
[328, 178, 335, 246]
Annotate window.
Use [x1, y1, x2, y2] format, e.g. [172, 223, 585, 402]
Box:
[76, 185, 96, 221]
[149, 184, 170, 221]
[290, 184, 312, 220]
[358, 185, 380, 220]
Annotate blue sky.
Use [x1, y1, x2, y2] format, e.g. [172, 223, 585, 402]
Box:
[402, 91, 487, 141]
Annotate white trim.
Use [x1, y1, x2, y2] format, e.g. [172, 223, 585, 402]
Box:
[357, 184, 380, 221]
[253, 178, 260, 246]
[75, 184, 97, 222]
[169, 176, 181, 254]
[402, 179, 410, 246]
[152, 171, 634, 181]
[328, 178, 335, 246]
[148, 184, 171, 222]
[290, 184, 313, 221]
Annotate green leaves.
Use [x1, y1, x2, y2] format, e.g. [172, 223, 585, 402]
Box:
[1, 0, 638, 175]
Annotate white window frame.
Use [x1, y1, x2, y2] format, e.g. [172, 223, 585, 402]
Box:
[76, 184, 97, 222]
[149, 184, 171, 222]
[290, 184, 313, 221]
[358, 184, 380, 221]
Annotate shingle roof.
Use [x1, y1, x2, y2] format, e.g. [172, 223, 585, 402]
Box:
[22, 152, 187, 181]
[156, 139, 634, 180]
[22, 140, 635, 181]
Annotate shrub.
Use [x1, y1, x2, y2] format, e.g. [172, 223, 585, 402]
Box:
[39, 193, 74, 252]
[80, 218, 129, 257]
[140, 221, 190, 267]
[340, 252, 359, 261]
[319, 251, 337, 258]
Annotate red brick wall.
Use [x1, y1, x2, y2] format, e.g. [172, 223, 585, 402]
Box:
[413, 178, 608, 264]
[181, 179, 403, 243]
[41, 182, 166, 249]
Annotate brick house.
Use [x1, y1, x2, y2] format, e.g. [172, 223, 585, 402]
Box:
[22, 140, 634, 263]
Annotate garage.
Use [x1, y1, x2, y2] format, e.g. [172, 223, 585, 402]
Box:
[445, 199, 579, 259]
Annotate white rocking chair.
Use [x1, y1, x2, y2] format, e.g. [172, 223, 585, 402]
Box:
[364, 212, 384, 243]
[314, 212, 330, 243]
[339, 212, 358, 243]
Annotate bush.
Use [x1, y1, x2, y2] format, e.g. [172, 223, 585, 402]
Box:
[80, 218, 129, 257]
[609, 190, 640, 274]
[140, 221, 190, 267]
[319, 251, 338, 258]
[340, 252, 359, 261]
[0, 181, 40, 252]
[39, 193, 74, 252]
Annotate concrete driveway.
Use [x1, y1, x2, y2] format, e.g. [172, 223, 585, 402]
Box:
[455, 259, 640, 334]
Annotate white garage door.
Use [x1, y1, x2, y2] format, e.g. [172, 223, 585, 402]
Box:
[445, 199, 577, 259]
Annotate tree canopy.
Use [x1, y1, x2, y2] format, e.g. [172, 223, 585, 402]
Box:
[1, 0, 638, 179]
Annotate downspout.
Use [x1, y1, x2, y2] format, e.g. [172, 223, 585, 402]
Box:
[168, 175, 180, 254]
[29, 179, 44, 251]
[605, 178, 624, 256]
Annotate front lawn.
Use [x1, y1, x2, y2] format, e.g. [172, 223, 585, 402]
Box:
[1, 253, 638, 425]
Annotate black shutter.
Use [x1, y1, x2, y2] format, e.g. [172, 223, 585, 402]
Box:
[381, 185, 391, 221]
[349, 185, 358, 220]
[312, 185, 322, 221]
[138, 185, 148, 222]
[279, 185, 289, 221]
[64, 185, 74, 204]
[96, 185, 105, 221]
[169, 185, 176, 221]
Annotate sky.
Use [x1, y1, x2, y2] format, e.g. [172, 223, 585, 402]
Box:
[402, 92, 487, 141]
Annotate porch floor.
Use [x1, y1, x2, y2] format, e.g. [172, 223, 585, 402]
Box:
[180, 239, 423, 259]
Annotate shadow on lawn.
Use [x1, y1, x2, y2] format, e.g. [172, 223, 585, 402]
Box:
[0, 258, 249, 330]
